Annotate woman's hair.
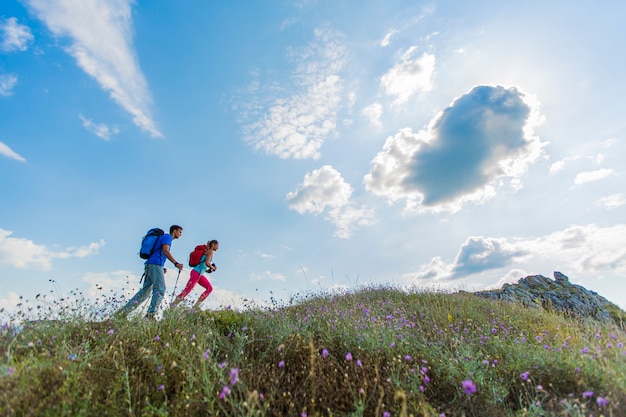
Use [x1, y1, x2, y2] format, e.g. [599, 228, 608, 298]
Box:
[207, 240, 219, 247]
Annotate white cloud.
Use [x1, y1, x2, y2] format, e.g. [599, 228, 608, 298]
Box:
[380, 28, 398, 47]
[0, 17, 34, 52]
[403, 224, 626, 284]
[549, 158, 568, 174]
[82, 270, 140, 301]
[380, 46, 435, 105]
[326, 204, 376, 238]
[485, 269, 529, 290]
[0, 141, 26, 162]
[362, 103, 383, 127]
[0, 228, 105, 271]
[79, 114, 119, 141]
[250, 271, 287, 282]
[25, 0, 162, 137]
[243, 28, 345, 159]
[596, 194, 626, 209]
[573, 168, 614, 185]
[364, 85, 546, 213]
[0, 73, 18, 96]
[286, 165, 353, 214]
[286, 165, 375, 237]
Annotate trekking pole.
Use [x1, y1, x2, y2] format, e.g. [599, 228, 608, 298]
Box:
[170, 268, 181, 303]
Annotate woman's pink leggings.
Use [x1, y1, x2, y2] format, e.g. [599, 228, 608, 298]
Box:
[177, 269, 213, 303]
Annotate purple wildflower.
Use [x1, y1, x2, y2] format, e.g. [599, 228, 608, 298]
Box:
[203, 349, 210, 360]
[219, 385, 231, 399]
[107, 328, 114, 335]
[321, 348, 329, 358]
[597, 397, 609, 406]
[582, 391, 594, 398]
[154, 335, 160, 341]
[157, 384, 165, 391]
[520, 371, 530, 381]
[229, 368, 239, 385]
[356, 359, 362, 367]
[278, 360, 285, 368]
[345, 352, 352, 361]
[462, 380, 477, 395]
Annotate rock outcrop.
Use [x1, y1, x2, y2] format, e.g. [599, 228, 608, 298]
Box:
[474, 271, 624, 324]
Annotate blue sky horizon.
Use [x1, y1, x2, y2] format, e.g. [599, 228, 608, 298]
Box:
[1, 0, 625, 320]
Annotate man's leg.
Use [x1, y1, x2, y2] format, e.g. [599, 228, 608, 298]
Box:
[118, 273, 153, 317]
[146, 264, 166, 316]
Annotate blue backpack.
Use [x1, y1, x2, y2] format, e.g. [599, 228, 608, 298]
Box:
[139, 228, 164, 259]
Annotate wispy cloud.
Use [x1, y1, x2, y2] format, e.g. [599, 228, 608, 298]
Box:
[0, 228, 104, 271]
[243, 28, 345, 159]
[380, 46, 435, 105]
[362, 103, 383, 127]
[79, 114, 119, 141]
[0, 73, 18, 96]
[574, 168, 614, 185]
[596, 193, 626, 209]
[0, 17, 34, 52]
[380, 28, 398, 47]
[0, 141, 26, 162]
[250, 271, 287, 282]
[25, 0, 162, 137]
[364, 85, 546, 213]
[286, 165, 375, 238]
[403, 224, 626, 283]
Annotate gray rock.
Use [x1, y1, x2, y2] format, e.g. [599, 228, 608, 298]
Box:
[474, 271, 618, 322]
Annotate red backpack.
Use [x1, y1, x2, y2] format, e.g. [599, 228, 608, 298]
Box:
[188, 244, 207, 267]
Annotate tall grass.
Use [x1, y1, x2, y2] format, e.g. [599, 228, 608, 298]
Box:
[1, 285, 624, 416]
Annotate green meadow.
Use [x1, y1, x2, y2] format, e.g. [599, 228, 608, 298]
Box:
[1, 286, 625, 416]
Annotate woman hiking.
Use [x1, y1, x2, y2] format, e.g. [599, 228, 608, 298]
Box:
[171, 240, 219, 309]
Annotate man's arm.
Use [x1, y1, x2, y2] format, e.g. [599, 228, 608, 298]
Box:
[162, 244, 183, 270]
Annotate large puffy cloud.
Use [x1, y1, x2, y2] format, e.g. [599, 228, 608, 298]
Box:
[0, 17, 34, 52]
[364, 85, 546, 212]
[0, 228, 104, 270]
[286, 165, 375, 238]
[403, 224, 626, 283]
[243, 28, 345, 159]
[25, 0, 162, 137]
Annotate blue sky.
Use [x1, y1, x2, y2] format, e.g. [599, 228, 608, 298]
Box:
[1, 0, 625, 320]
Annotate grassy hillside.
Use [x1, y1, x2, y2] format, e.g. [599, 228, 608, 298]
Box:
[1, 287, 625, 416]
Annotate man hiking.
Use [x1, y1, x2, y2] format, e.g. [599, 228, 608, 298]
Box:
[115, 225, 184, 319]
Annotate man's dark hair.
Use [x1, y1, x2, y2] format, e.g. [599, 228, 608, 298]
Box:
[170, 225, 183, 234]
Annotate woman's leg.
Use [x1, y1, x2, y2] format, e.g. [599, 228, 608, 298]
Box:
[193, 275, 213, 308]
[172, 270, 201, 307]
